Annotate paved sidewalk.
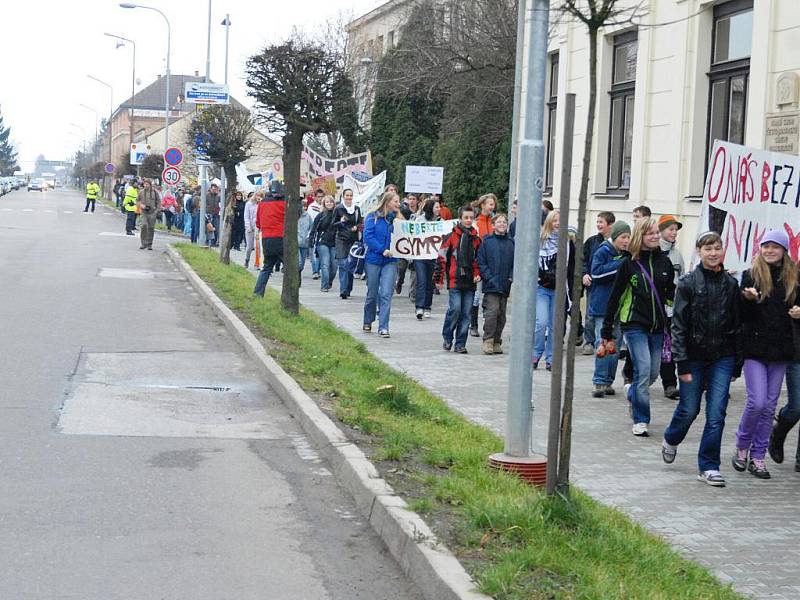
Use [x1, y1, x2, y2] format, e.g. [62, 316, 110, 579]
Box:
[229, 249, 800, 600]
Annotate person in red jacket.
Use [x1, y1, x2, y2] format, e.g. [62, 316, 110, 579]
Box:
[253, 187, 286, 297]
[438, 205, 482, 353]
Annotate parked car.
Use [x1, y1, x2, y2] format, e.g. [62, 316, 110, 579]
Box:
[27, 179, 45, 192]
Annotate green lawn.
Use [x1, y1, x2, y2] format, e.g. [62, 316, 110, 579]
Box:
[177, 243, 742, 600]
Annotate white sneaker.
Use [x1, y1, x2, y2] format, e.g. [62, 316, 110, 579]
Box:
[632, 422, 649, 437]
[423, 310, 431, 319]
[415, 308, 423, 320]
[624, 383, 633, 418]
[697, 470, 726, 487]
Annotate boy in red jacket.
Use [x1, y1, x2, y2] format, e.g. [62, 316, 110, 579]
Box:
[438, 205, 481, 353]
[253, 188, 286, 297]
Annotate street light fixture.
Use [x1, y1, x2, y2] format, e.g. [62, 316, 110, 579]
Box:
[104, 33, 137, 163]
[118, 2, 171, 148]
[221, 14, 231, 85]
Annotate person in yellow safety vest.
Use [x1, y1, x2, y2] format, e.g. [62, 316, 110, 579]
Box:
[124, 181, 139, 236]
[84, 179, 101, 213]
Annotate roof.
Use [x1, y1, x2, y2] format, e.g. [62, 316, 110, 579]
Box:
[346, 0, 413, 31]
[118, 73, 246, 112]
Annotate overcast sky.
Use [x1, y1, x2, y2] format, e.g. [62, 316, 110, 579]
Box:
[1, 0, 381, 169]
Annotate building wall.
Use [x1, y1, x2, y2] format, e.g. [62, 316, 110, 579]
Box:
[546, 0, 800, 263]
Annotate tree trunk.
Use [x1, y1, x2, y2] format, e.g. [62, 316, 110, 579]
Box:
[280, 128, 304, 315]
[557, 25, 599, 496]
[218, 162, 238, 265]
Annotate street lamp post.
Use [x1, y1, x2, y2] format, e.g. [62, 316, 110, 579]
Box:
[88, 75, 114, 198]
[119, 3, 171, 149]
[104, 33, 137, 164]
[78, 103, 99, 161]
[221, 14, 231, 85]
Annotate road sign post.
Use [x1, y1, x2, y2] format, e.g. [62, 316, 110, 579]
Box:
[162, 166, 182, 186]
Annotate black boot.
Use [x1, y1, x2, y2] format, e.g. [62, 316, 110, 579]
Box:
[469, 305, 480, 337]
[768, 415, 793, 464]
[795, 433, 800, 472]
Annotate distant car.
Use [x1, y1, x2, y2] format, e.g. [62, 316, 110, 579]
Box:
[27, 179, 45, 192]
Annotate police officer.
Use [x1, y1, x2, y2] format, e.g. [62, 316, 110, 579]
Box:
[138, 180, 160, 250]
[84, 179, 101, 213]
[123, 181, 139, 235]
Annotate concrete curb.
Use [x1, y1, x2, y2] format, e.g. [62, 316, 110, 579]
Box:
[166, 245, 491, 600]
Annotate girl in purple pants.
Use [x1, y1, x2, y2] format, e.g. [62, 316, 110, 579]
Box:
[732, 230, 800, 479]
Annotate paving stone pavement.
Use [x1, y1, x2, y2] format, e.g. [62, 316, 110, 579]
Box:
[230, 250, 800, 599]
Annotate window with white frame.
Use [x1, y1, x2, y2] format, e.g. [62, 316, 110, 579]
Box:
[545, 53, 559, 191]
[607, 31, 637, 192]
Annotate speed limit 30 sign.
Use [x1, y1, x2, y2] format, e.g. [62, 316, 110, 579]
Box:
[162, 166, 182, 186]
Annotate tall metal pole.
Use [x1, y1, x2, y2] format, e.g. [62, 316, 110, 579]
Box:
[497, 0, 550, 459]
[507, 0, 527, 211]
[105, 34, 137, 166]
[79, 104, 99, 161]
[198, 0, 213, 247]
[546, 94, 575, 494]
[223, 14, 230, 85]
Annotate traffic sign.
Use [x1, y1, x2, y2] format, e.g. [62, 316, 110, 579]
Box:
[104, 163, 115, 174]
[162, 166, 182, 186]
[164, 147, 184, 167]
[130, 143, 152, 166]
[184, 82, 230, 105]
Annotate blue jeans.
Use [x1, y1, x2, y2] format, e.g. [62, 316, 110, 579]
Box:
[584, 312, 597, 345]
[191, 213, 200, 243]
[623, 328, 663, 424]
[363, 262, 397, 331]
[310, 250, 320, 275]
[316, 244, 337, 291]
[414, 260, 435, 310]
[778, 362, 800, 426]
[338, 258, 354, 296]
[298, 247, 308, 273]
[534, 287, 556, 363]
[664, 356, 735, 471]
[442, 288, 475, 349]
[209, 214, 220, 246]
[593, 318, 620, 386]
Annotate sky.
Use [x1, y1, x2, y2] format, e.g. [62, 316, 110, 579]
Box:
[0, 0, 382, 170]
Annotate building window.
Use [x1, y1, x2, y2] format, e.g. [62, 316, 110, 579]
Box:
[706, 0, 752, 162]
[545, 53, 559, 191]
[607, 31, 637, 192]
[387, 30, 395, 49]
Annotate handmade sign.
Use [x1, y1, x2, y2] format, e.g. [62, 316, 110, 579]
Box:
[390, 219, 458, 260]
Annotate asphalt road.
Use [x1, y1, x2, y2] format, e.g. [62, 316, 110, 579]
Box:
[0, 187, 422, 600]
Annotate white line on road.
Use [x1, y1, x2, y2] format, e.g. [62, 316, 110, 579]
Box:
[1, 208, 12, 212]
[22, 209, 34, 212]
[44, 210, 54, 213]
[63, 210, 73, 214]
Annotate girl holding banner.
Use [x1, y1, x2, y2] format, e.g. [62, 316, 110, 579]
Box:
[731, 230, 800, 479]
[311, 197, 338, 292]
[413, 198, 442, 319]
[363, 192, 403, 337]
[334, 189, 362, 299]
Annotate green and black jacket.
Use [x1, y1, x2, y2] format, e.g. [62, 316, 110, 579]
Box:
[601, 248, 675, 339]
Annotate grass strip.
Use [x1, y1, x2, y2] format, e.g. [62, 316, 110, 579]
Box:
[177, 242, 742, 600]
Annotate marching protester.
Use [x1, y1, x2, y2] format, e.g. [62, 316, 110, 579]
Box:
[190, 186, 202, 244]
[253, 187, 286, 297]
[589, 220, 630, 397]
[84, 178, 100, 213]
[533, 210, 574, 371]
[582, 212, 616, 355]
[113, 179, 125, 210]
[395, 194, 419, 295]
[297, 203, 314, 276]
[769, 355, 800, 472]
[477, 213, 514, 354]
[508, 200, 518, 240]
[334, 188, 362, 299]
[658, 215, 685, 400]
[413, 198, 441, 319]
[470, 193, 497, 337]
[311, 196, 339, 292]
[160, 187, 178, 231]
[307, 188, 325, 279]
[182, 188, 194, 238]
[661, 231, 742, 487]
[244, 192, 260, 268]
[632, 205, 651, 222]
[137, 179, 160, 251]
[732, 230, 800, 479]
[123, 180, 139, 235]
[206, 183, 221, 248]
[601, 216, 675, 437]
[438, 205, 482, 353]
[436, 194, 453, 221]
[231, 191, 246, 251]
[362, 191, 402, 337]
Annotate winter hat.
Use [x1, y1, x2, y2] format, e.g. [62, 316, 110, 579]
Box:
[760, 229, 790, 252]
[610, 220, 631, 241]
[657, 215, 683, 231]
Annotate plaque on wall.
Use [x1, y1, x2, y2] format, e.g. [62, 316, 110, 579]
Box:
[776, 72, 799, 107]
[765, 112, 800, 155]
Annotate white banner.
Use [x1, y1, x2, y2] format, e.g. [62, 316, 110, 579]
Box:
[344, 171, 386, 214]
[302, 146, 373, 184]
[404, 165, 444, 194]
[699, 140, 800, 274]
[391, 219, 457, 260]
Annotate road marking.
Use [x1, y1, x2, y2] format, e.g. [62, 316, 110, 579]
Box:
[44, 209, 54, 213]
[22, 208, 34, 212]
[1, 208, 12, 212]
[103, 212, 114, 215]
[99, 232, 129, 237]
[63, 210, 73, 214]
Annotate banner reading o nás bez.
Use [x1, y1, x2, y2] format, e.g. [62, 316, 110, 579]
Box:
[699, 140, 800, 274]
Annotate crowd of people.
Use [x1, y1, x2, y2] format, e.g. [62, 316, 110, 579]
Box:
[94, 176, 800, 488]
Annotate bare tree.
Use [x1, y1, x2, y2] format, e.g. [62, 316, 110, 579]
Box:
[187, 105, 255, 264]
[246, 33, 360, 315]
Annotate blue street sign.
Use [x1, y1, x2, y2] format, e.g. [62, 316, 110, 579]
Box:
[164, 147, 184, 167]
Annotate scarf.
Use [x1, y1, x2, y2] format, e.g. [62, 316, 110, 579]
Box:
[455, 225, 475, 285]
[540, 232, 559, 258]
[342, 201, 356, 215]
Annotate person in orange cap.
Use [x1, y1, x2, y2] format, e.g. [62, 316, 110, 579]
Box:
[658, 214, 685, 400]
